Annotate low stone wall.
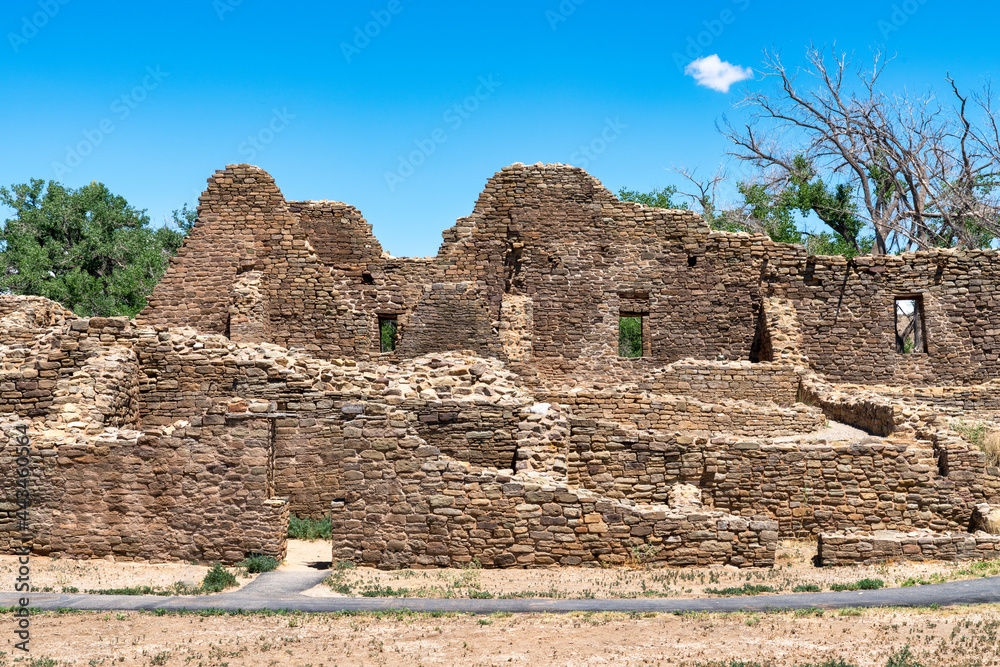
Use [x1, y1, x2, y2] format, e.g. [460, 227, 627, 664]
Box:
[546, 390, 824, 438]
[566, 421, 999, 537]
[646, 360, 801, 405]
[799, 380, 897, 436]
[817, 530, 1000, 565]
[0, 408, 288, 564]
[329, 406, 778, 569]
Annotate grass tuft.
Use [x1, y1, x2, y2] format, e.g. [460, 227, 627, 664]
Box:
[288, 515, 332, 540]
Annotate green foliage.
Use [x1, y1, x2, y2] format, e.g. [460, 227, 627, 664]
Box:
[953, 420, 987, 448]
[379, 317, 398, 352]
[884, 647, 926, 667]
[783, 156, 874, 258]
[237, 553, 281, 574]
[617, 185, 688, 210]
[618, 315, 642, 358]
[171, 203, 197, 235]
[792, 584, 822, 593]
[200, 562, 238, 593]
[288, 514, 333, 540]
[0, 179, 188, 317]
[361, 585, 411, 597]
[703, 584, 778, 596]
[829, 578, 883, 591]
[694, 654, 922, 667]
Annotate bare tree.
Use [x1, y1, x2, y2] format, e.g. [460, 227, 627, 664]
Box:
[721, 45, 1000, 255]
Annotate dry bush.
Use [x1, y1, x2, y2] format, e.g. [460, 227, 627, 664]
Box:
[983, 430, 1000, 468]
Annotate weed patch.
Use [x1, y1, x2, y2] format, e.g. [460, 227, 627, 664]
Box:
[829, 578, 883, 591]
[288, 515, 332, 540]
[704, 584, 779, 596]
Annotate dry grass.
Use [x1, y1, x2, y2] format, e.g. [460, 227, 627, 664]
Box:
[983, 430, 1000, 467]
[13, 605, 1000, 666]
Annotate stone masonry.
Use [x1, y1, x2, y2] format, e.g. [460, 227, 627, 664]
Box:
[4, 161, 1000, 569]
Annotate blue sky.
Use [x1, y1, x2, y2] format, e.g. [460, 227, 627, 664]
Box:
[1, 0, 997, 256]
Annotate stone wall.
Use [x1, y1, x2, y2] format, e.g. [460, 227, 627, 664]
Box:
[548, 390, 824, 438]
[817, 530, 1000, 566]
[0, 300, 292, 563]
[329, 405, 778, 569]
[645, 360, 801, 405]
[566, 421, 1000, 537]
[138, 163, 1000, 388]
[0, 408, 288, 564]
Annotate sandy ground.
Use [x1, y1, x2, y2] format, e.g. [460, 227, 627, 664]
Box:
[4, 605, 1000, 666]
[305, 540, 1000, 600]
[0, 556, 262, 595]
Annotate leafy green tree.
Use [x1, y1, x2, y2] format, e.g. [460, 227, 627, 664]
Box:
[723, 46, 1000, 254]
[0, 179, 187, 318]
[171, 203, 197, 235]
[617, 185, 688, 210]
[620, 160, 875, 257]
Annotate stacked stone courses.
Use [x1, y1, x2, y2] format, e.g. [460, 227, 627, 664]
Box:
[3, 161, 1000, 569]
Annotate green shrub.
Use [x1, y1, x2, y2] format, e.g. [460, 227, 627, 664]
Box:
[201, 562, 238, 593]
[703, 584, 778, 596]
[288, 514, 333, 540]
[238, 553, 281, 574]
[830, 578, 883, 591]
[793, 584, 822, 593]
[885, 646, 926, 667]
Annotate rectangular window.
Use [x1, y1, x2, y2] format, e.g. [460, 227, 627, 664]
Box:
[378, 316, 398, 353]
[895, 297, 927, 354]
[619, 313, 643, 358]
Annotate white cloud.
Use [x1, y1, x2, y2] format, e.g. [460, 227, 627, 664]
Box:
[684, 55, 753, 93]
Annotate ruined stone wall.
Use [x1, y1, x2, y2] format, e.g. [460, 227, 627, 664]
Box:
[0, 299, 291, 563]
[0, 414, 287, 563]
[140, 167, 285, 337]
[0, 299, 77, 419]
[329, 405, 777, 569]
[566, 420, 1000, 537]
[548, 391, 824, 438]
[411, 400, 523, 470]
[138, 163, 1000, 388]
[645, 361, 801, 405]
[817, 531, 1000, 566]
[763, 247, 1000, 386]
[290, 200, 384, 273]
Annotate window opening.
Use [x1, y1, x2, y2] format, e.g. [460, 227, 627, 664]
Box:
[378, 316, 398, 353]
[619, 313, 643, 358]
[895, 297, 927, 354]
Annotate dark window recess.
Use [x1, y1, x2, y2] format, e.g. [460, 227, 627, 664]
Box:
[895, 297, 927, 354]
[378, 316, 398, 353]
[619, 313, 643, 358]
[687, 255, 697, 267]
[803, 258, 822, 286]
[361, 272, 374, 284]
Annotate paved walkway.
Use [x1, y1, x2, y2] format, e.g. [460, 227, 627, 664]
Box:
[3, 571, 999, 614]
